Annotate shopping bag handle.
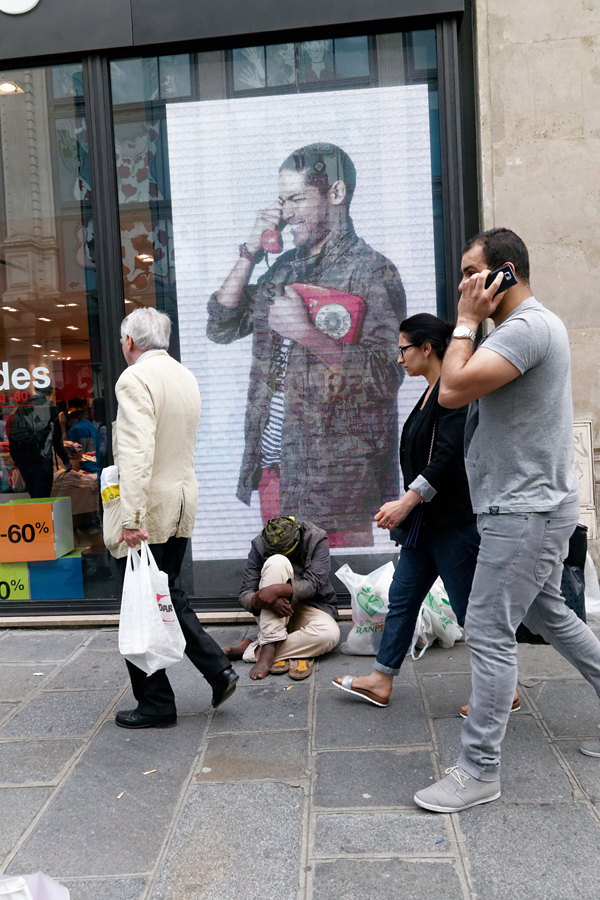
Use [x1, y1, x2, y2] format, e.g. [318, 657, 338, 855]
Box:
[139, 540, 161, 575]
[126, 545, 142, 573]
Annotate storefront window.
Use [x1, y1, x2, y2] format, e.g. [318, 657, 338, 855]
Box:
[231, 37, 373, 92]
[110, 31, 444, 600]
[0, 64, 112, 604]
[110, 55, 187, 345]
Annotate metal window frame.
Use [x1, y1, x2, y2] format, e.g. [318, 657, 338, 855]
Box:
[81, 55, 126, 442]
[437, 16, 466, 317]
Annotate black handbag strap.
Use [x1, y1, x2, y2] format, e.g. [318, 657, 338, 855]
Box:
[427, 417, 437, 464]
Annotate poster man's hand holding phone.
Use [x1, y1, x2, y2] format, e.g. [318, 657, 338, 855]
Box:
[268, 285, 313, 343]
[246, 199, 284, 257]
[457, 263, 517, 330]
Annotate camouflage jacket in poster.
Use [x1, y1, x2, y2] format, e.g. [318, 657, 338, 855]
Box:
[206, 221, 406, 532]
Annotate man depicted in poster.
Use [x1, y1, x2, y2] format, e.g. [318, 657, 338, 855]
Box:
[207, 142, 406, 547]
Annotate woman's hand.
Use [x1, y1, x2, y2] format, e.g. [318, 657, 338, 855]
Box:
[374, 490, 424, 530]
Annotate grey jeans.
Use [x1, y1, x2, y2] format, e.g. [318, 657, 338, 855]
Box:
[459, 497, 600, 782]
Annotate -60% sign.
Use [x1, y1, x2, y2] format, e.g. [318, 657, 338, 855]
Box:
[0, 501, 59, 562]
[3, 521, 49, 543]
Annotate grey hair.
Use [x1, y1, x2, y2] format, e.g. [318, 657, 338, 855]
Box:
[120, 307, 171, 350]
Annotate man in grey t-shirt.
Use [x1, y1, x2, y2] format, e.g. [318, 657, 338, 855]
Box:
[414, 227, 600, 813]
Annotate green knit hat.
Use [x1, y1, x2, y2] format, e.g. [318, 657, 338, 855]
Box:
[262, 516, 300, 557]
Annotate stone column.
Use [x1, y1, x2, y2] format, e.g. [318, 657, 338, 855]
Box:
[473, 0, 600, 563]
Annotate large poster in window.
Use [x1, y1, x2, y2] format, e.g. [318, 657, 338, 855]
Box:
[166, 85, 436, 561]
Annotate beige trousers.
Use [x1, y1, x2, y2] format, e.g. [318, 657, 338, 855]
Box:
[242, 554, 340, 663]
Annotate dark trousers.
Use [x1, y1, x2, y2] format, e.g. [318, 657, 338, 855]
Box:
[117, 536, 230, 716]
[374, 522, 480, 676]
[10, 445, 53, 498]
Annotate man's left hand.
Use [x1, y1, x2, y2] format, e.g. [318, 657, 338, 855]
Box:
[251, 583, 294, 618]
[268, 286, 312, 343]
[457, 269, 505, 330]
[117, 526, 149, 548]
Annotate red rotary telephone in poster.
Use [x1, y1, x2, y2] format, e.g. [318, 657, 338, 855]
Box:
[261, 229, 284, 254]
[291, 282, 366, 344]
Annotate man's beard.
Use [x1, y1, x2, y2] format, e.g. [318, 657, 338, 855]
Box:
[289, 221, 331, 250]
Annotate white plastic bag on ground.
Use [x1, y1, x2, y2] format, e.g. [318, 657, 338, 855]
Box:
[0, 873, 69, 899]
[585, 552, 600, 620]
[0, 879, 32, 900]
[411, 577, 463, 659]
[118, 542, 185, 675]
[337, 561, 394, 655]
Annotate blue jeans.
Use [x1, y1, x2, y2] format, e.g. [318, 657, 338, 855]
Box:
[458, 498, 600, 782]
[374, 522, 480, 676]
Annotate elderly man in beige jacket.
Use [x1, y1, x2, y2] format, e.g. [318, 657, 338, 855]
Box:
[105, 307, 238, 729]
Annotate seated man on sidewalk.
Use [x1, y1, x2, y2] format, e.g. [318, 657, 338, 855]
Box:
[224, 516, 340, 680]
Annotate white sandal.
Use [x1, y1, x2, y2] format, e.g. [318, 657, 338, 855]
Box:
[332, 675, 389, 707]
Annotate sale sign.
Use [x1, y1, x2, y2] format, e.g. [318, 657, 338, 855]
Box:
[0, 497, 74, 562]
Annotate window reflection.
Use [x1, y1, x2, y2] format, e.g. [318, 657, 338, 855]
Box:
[232, 36, 372, 93]
[299, 39, 335, 83]
[334, 37, 370, 78]
[111, 60, 183, 340]
[52, 63, 84, 99]
[0, 64, 112, 599]
[114, 121, 165, 204]
[266, 43, 296, 87]
[232, 47, 267, 90]
[110, 55, 191, 106]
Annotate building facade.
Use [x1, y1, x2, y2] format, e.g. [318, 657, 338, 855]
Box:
[0, 0, 596, 615]
[473, 0, 600, 563]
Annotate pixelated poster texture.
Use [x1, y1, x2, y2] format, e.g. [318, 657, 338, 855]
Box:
[166, 85, 435, 560]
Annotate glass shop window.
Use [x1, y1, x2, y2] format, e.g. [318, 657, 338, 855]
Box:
[0, 64, 113, 604]
[109, 31, 444, 600]
[231, 36, 373, 93]
[109, 55, 191, 350]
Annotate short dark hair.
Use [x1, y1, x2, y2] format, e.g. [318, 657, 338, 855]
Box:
[463, 228, 530, 282]
[279, 142, 356, 205]
[399, 313, 454, 360]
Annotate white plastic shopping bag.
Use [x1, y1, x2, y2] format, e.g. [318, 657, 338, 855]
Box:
[0, 873, 69, 899]
[0, 878, 32, 900]
[118, 542, 186, 675]
[410, 577, 463, 659]
[337, 561, 395, 655]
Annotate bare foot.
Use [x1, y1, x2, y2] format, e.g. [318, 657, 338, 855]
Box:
[350, 671, 393, 703]
[223, 638, 253, 661]
[250, 643, 277, 680]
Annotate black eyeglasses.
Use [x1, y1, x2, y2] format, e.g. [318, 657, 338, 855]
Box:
[398, 343, 418, 359]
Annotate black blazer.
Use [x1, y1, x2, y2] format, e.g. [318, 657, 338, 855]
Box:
[397, 380, 475, 535]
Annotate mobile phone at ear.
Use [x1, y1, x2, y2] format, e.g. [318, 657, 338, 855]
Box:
[485, 263, 518, 295]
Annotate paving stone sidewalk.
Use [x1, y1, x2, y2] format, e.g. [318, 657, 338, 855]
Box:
[2, 622, 600, 900]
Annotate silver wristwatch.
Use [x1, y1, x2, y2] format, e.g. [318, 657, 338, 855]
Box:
[452, 325, 476, 343]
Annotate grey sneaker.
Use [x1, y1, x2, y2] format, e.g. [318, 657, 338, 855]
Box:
[580, 738, 600, 758]
[414, 766, 501, 813]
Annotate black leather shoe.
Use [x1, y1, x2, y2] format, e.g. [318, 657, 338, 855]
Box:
[115, 708, 177, 729]
[211, 667, 239, 708]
